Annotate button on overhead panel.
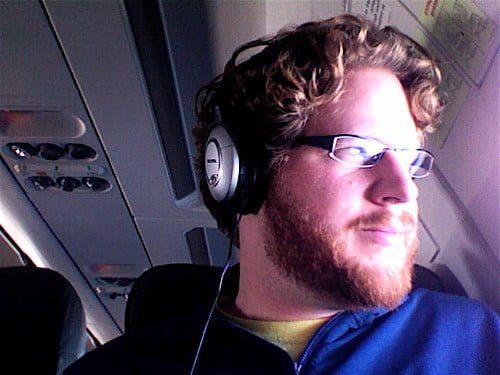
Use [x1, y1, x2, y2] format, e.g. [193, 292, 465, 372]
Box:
[0, 111, 112, 194]
[4, 142, 98, 162]
[7, 143, 37, 159]
[65, 143, 97, 160]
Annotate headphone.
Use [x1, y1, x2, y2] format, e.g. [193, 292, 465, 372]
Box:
[203, 108, 264, 215]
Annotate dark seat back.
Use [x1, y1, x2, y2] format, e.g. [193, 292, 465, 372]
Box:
[412, 264, 445, 292]
[0, 267, 86, 375]
[125, 263, 444, 332]
[125, 263, 239, 332]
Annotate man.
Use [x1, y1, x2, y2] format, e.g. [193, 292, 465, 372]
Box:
[66, 14, 498, 375]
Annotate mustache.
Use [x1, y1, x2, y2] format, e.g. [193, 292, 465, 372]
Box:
[347, 211, 417, 232]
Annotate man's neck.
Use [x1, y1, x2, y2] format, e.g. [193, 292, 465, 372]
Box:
[236, 215, 342, 321]
[234, 259, 342, 321]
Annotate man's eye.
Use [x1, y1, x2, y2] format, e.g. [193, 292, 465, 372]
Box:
[334, 146, 376, 165]
[337, 146, 368, 157]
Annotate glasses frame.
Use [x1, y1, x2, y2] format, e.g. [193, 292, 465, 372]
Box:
[296, 134, 434, 178]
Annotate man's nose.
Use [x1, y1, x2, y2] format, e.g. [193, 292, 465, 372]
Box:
[366, 151, 419, 205]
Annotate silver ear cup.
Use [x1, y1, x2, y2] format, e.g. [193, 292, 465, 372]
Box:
[204, 125, 240, 202]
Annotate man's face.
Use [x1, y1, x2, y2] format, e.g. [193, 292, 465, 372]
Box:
[262, 67, 421, 310]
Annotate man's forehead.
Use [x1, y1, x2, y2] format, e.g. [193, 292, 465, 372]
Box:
[303, 68, 420, 148]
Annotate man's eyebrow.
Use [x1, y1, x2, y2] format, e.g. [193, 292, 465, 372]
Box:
[361, 135, 421, 150]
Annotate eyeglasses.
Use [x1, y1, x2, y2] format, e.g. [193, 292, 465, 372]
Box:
[296, 134, 434, 178]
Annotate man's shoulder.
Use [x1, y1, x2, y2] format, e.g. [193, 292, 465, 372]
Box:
[64, 314, 294, 375]
[405, 288, 498, 315]
[325, 290, 499, 374]
[64, 317, 204, 375]
[392, 288, 499, 333]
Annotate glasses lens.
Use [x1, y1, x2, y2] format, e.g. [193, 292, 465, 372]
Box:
[407, 150, 433, 178]
[332, 136, 383, 166]
[331, 136, 434, 177]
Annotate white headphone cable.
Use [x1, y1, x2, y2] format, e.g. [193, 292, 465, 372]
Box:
[188, 214, 241, 375]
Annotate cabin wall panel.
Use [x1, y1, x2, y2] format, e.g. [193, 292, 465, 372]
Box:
[44, 0, 181, 218]
[418, 173, 499, 310]
[433, 51, 500, 254]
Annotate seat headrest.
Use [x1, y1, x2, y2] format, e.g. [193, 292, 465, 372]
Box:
[0, 267, 86, 375]
[125, 263, 239, 332]
[412, 264, 445, 292]
[125, 263, 446, 333]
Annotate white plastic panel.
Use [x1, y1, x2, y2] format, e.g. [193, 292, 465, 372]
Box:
[431, 51, 499, 254]
[0, 160, 121, 342]
[136, 216, 216, 266]
[44, 0, 183, 218]
[418, 171, 499, 309]
[416, 221, 440, 267]
[0, 1, 80, 109]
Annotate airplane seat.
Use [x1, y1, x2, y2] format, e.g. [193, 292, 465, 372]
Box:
[412, 264, 445, 292]
[0, 266, 86, 375]
[125, 263, 238, 332]
[125, 263, 445, 332]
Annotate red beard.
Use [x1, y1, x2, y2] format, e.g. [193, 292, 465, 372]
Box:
[262, 175, 418, 311]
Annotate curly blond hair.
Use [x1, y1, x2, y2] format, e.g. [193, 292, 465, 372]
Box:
[194, 14, 445, 237]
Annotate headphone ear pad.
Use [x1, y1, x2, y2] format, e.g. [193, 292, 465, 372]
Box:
[232, 148, 259, 214]
[204, 125, 240, 203]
